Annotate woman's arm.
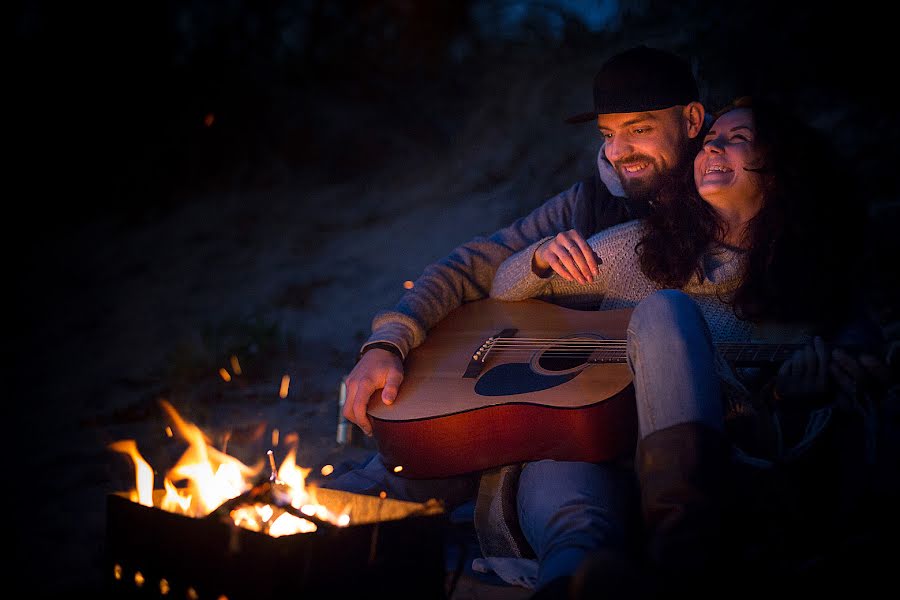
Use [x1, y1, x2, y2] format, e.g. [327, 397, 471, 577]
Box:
[489, 237, 558, 301]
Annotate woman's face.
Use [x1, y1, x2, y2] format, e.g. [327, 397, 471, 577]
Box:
[694, 107, 766, 212]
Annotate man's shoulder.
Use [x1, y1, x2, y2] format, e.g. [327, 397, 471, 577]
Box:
[534, 174, 621, 207]
[572, 174, 623, 208]
[576, 173, 613, 194]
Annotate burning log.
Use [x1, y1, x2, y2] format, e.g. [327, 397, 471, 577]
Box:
[204, 451, 338, 534]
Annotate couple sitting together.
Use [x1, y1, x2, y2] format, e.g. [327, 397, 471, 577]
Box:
[325, 46, 892, 599]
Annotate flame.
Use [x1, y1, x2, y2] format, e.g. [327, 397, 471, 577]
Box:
[161, 400, 259, 516]
[109, 440, 154, 507]
[160, 477, 191, 513]
[112, 400, 352, 536]
[277, 448, 312, 507]
[279, 375, 290, 398]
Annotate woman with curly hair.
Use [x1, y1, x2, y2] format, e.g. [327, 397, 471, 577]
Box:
[490, 96, 889, 597]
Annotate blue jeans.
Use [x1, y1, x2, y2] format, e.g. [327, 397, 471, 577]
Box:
[627, 289, 724, 437]
[517, 459, 637, 586]
[517, 290, 723, 588]
[320, 452, 480, 509]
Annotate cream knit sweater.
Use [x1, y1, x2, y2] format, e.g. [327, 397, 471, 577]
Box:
[489, 219, 811, 343]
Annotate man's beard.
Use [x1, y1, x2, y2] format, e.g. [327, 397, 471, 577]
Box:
[616, 156, 664, 205]
[616, 138, 694, 204]
[618, 163, 661, 204]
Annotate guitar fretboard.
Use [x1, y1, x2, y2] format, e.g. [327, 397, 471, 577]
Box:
[487, 338, 807, 367]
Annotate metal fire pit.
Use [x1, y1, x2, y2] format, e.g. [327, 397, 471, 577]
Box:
[105, 488, 448, 599]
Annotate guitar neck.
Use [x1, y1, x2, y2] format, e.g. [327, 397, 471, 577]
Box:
[576, 342, 808, 367]
[714, 342, 803, 365]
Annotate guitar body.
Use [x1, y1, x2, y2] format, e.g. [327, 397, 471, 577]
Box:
[367, 299, 638, 479]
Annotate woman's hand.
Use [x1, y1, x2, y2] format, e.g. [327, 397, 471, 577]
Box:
[774, 337, 893, 409]
[773, 336, 828, 404]
[533, 229, 600, 284]
[829, 348, 892, 410]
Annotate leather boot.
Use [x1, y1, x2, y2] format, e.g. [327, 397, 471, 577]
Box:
[636, 421, 731, 594]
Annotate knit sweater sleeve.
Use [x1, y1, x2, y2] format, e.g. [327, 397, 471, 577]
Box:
[489, 237, 556, 301]
[491, 219, 646, 306]
[363, 182, 583, 358]
[491, 221, 653, 310]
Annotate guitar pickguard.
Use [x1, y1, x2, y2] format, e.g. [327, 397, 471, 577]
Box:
[473, 362, 581, 396]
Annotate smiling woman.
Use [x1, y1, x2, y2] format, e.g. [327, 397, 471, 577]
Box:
[694, 100, 766, 243]
[636, 95, 867, 330]
[489, 94, 891, 592]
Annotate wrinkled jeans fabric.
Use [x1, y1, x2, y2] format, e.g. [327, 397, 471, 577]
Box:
[517, 459, 637, 587]
[321, 452, 479, 509]
[627, 289, 724, 438]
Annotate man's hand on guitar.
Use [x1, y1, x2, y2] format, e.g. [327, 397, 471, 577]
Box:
[533, 229, 600, 284]
[343, 348, 404, 436]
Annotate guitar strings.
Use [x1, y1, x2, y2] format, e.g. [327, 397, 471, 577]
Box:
[481, 338, 798, 360]
[486, 339, 798, 350]
[488, 337, 798, 347]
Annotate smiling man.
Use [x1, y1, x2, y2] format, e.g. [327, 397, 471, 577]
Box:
[588, 48, 704, 203]
[344, 45, 707, 435]
[327, 44, 710, 598]
[600, 108, 700, 199]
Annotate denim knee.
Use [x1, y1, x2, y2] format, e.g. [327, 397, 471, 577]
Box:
[626, 290, 723, 435]
[628, 289, 703, 342]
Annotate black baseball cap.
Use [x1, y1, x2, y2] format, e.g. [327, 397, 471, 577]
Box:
[566, 45, 699, 124]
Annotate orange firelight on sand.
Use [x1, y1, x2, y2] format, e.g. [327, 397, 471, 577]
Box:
[110, 400, 351, 536]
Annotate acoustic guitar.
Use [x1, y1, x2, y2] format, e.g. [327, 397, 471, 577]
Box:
[367, 298, 801, 479]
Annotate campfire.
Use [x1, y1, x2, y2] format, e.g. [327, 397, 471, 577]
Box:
[106, 400, 447, 599]
[110, 400, 352, 536]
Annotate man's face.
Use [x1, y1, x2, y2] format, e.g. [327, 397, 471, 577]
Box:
[597, 106, 692, 198]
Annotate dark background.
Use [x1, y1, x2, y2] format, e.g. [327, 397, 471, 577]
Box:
[13, 0, 899, 316]
[14, 1, 899, 219]
[11, 1, 899, 596]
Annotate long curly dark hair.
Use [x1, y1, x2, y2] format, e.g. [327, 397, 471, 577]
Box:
[636, 96, 864, 334]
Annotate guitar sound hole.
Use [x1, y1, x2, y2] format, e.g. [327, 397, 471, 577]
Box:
[538, 346, 592, 372]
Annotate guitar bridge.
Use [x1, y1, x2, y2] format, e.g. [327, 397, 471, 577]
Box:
[463, 328, 517, 378]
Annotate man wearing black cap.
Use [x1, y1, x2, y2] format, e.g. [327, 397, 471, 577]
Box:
[342, 45, 705, 437]
[329, 44, 707, 596]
